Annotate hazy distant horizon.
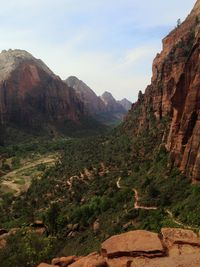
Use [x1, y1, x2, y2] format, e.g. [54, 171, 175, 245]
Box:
[0, 0, 196, 102]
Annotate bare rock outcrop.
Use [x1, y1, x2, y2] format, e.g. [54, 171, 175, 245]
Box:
[51, 256, 77, 266]
[101, 230, 165, 258]
[38, 228, 200, 267]
[37, 263, 59, 267]
[68, 252, 107, 267]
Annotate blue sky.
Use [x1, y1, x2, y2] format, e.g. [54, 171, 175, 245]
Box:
[0, 0, 196, 101]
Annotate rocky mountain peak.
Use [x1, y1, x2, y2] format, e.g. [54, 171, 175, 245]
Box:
[0, 49, 54, 82]
[65, 76, 80, 88]
[65, 76, 96, 96]
[118, 98, 132, 111]
[101, 91, 116, 105]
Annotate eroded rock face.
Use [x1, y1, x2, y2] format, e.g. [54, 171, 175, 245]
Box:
[124, 0, 200, 182]
[0, 50, 83, 133]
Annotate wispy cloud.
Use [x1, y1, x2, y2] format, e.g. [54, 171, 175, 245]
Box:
[0, 0, 196, 101]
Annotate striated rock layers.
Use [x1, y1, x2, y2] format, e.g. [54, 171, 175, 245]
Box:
[0, 50, 83, 132]
[124, 0, 200, 182]
[38, 228, 200, 267]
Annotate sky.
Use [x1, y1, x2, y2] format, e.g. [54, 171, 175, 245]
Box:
[0, 0, 196, 102]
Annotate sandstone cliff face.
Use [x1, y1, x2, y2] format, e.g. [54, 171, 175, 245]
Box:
[125, 0, 200, 182]
[0, 50, 83, 132]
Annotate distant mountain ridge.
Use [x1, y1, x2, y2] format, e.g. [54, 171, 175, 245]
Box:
[65, 76, 132, 124]
[0, 50, 131, 143]
[0, 49, 84, 125]
[118, 98, 132, 111]
[65, 76, 106, 115]
[0, 49, 86, 144]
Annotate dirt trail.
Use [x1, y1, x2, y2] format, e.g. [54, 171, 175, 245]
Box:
[116, 178, 157, 210]
[2, 156, 56, 181]
[116, 178, 196, 229]
[164, 209, 197, 230]
[133, 188, 157, 210]
[0, 155, 56, 195]
[116, 177, 121, 189]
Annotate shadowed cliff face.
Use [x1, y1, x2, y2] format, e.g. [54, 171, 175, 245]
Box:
[124, 0, 200, 182]
[65, 76, 129, 122]
[65, 76, 107, 115]
[0, 50, 83, 132]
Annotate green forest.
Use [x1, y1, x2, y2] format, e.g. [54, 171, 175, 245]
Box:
[0, 111, 200, 267]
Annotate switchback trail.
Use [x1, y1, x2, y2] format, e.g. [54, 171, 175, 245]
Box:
[133, 188, 157, 210]
[116, 177, 157, 210]
[164, 209, 198, 230]
[116, 177, 197, 230]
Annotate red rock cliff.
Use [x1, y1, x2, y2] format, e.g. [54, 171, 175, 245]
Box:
[0, 50, 83, 131]
[125, 0, 200, 182]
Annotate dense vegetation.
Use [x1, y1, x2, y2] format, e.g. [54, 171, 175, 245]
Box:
[0, 111, 200, 266]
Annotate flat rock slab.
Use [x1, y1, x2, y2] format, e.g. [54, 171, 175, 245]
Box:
[101, 230, 165, 258]
[161, 228, 200, 247]
[131, 253, 200, 267]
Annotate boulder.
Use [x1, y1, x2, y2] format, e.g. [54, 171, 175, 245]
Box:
[34, 227, 47, 235]
[161, 228, 200, 248]
[131, 253, 200, 267]
[0, 239, 6, 249]
[67, 224, 79, 231]
[52, 256, 77, 266]
[0, 229, 8, 236]
[69, 252, 107, 267]
[101, 230, 165, 258]
[37, 263, 58, 267]
[31, 220, 45, 228]
[52, 258, 61, 265]
[93, 219, 100, 234]
[107, 257, 133, 267]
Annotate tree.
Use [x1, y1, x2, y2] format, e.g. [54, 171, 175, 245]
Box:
[177, 18, 181, 27]
[46, 203, 60, 234]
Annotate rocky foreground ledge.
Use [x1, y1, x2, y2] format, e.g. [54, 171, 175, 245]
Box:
[37, 228, 200, 267]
